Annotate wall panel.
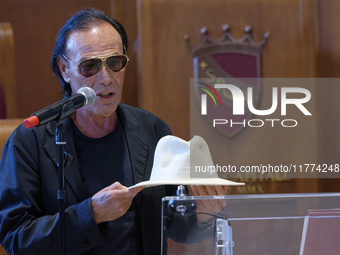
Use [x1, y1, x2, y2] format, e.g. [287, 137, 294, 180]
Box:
[0, 0, 113, 118]
[136, 0, 325, 194]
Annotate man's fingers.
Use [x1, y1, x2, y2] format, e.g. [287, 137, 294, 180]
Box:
[205, 185, 218, 196]
[108, 181, 126, 190]
[92, 183, 143, 224]
[192, 185, 209, 196]
[213, 185, 228, 195]
[188, 185, 198, 196]
[129, 186, 144, 195]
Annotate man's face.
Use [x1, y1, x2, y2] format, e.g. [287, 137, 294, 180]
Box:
[59, 22, 126, 118]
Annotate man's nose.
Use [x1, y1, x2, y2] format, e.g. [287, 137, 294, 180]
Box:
[96, 62, 112, 85]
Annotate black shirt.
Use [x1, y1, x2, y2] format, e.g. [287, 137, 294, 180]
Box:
[73, 118, 143, 255]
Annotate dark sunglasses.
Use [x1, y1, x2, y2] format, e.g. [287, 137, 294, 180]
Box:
[62, 47, 129, 77]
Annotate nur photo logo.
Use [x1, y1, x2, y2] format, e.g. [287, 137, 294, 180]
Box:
[195, 79, 312, 137]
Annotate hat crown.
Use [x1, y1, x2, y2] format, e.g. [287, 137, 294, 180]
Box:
[128, 135, 244, 189]
[150, 135, 218, 181]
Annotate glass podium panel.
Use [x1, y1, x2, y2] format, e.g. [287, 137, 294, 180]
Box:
[162, 192, 340, 255]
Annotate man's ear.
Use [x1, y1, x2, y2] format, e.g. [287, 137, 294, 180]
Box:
[57, 55, 71, 83]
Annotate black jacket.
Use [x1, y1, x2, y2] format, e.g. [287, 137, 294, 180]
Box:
[0, 103, 177, 255]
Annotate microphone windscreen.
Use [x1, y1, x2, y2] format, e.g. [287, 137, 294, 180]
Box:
[78, 87, 96, 106]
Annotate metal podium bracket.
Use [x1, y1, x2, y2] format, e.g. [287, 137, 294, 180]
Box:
[215, 218, 234, 255]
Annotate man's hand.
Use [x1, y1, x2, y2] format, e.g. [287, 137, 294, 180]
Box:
[188, 185, 228, 223]
[91, 182, 144, 224]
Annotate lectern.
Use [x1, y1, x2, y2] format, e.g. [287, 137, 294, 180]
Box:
[162, 193, 340, 255]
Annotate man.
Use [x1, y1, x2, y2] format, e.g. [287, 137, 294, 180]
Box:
[0, 8, 226, 255]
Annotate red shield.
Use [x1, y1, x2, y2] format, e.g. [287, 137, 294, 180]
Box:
[189, 26, 268, 137]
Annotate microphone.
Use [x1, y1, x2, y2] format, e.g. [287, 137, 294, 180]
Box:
[24, 87, 96, 129]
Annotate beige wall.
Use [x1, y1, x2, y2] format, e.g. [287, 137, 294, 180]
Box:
[0, 0, 115, 118]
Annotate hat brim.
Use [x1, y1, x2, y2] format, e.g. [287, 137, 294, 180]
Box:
[128, 178, 244, 189]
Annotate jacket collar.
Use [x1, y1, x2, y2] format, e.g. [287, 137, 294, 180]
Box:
[117, 104, 149, 185]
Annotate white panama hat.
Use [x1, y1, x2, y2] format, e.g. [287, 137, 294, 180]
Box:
[129, 135, 244, 189]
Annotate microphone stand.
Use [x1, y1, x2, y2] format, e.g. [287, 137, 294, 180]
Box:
[56, 122, 66, 255]
[54, 101, 78, 255]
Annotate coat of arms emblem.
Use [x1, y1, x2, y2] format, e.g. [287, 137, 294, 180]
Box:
[186, 25, 269, 137]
